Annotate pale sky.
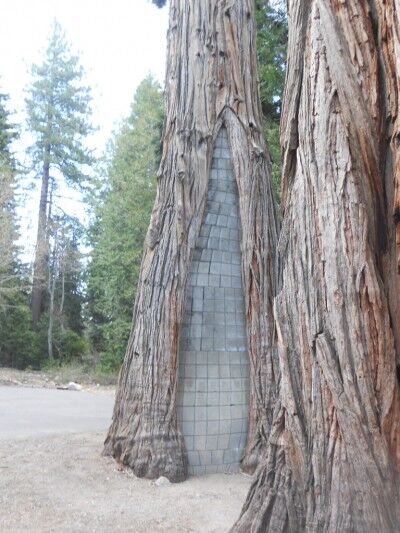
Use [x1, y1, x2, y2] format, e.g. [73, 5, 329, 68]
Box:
[0, 0, 169, 261]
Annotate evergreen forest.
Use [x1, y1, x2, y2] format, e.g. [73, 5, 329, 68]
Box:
[0, 3, 287, 376]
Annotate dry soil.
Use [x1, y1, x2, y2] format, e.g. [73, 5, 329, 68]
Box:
[0, 432, 251, 532]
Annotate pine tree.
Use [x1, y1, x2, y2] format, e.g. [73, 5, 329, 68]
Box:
[255, 0, 287, 199]
[87, 75, 163, 371]
[0, 91, 19, 310]
[47, 214, 86, 362]
[0, 92, 34, 369]
[26, 20, 94, 327]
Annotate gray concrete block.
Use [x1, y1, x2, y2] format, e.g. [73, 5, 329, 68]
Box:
[190, 312, 202, 325]
[183, 420, 195, 435]
[207, 406, 220, 420]
[200, 225, 211, 237]
[231, 391, 246, 404]
[189, 338, 202, 350]
[207, 352, 219, 364]
[185, 365, 196, 378]
[232, 405, 245, 419]
[220, 379, 231, 392]
[201, 337, 213, 350]
[231, 276, 242, 289]
[225, 313, 236, 325]
[210, 226, 220, 238]
[230, 352, 241, 364]
[226, 338, 238, 351]
[208, 365, 219, 378]
[220, 405, 231, 420]
[219, 352, 230, 365]
[195, 392, 207, 406]
[222, 252, 232, 264]
[199, 451, 212, 466]
[226, 325, 239, 339]
[194, 435, 207, 450]
[219, 419, 231, 434]
[227, 216, 238, 229]
[207, 392, 220, 406]
[203, 300, 214, 312]
[213, 336, 225, 350]
[219, 391, 231, 405]
[191, 324, 202, 338]
[217, 215, 228, 227]
[223, 449, 237, 464]
[196, 365, 207, 378]
[188, 451, 200, 465]
[195, 379, 207, 393]
[232, 253, 240, 265]
[195, 421, 207, 436]
[207, 420, 219, 435]
[230, 366, 242, 378]
[198, 261, 210, 274]
[220, 275, 231, 288]
[183, 391, 195, 407]
[196, 273, 208, 287]
[208, 379, 219, 392]
[220, 227, 230, 240]
[212, 250, 223, 262]
[232, 379, 242, 391]
[209, 262, 221, 275]
[206, 435, 218, 450]
[218, 434, 230, 449]
[184, 435, 194, 451]
[192, 298, 203, 312]
[209, 274, 220, 287]
[182, 407, 195, 421]
[220, 203, 231, 215]
[214, 312, 225, 324]
[196, 406, 207, 421]
[201, 248, 213, 261]
[229, 433, 242, 449]
[182, 377, 195, 392]
[207, 201, 219, 214]
[230, 418, 243, 434]
[212, 450, 224, 465]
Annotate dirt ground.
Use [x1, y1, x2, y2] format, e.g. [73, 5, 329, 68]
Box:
[0, 431, 251, 532]
[0, 369, 252, 531]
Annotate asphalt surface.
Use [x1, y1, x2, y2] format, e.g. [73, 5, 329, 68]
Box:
[0, 386, 114, 439]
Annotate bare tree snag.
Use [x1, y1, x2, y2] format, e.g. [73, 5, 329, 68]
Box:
[103, 0, 280, 481]
[233, 1, 400, 531]
[31, 155, 50, 327]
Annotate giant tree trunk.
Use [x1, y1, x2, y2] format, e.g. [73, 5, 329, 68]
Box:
[104, 0, 280, 481]
[234, 1, 400, 531]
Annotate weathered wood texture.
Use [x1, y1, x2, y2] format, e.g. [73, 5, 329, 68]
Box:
[104, 0, 279, 481]
[234, 1, 400, 531]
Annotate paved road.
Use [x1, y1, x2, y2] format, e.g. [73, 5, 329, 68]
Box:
[0, 386, 114, 439]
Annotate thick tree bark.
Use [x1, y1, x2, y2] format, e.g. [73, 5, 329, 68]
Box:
[234, 1, 400, 531]
[104, 0, 279, 481]
[31, 152, 50, 327]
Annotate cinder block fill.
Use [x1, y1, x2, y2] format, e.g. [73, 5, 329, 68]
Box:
[177, 127, 250, 475]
